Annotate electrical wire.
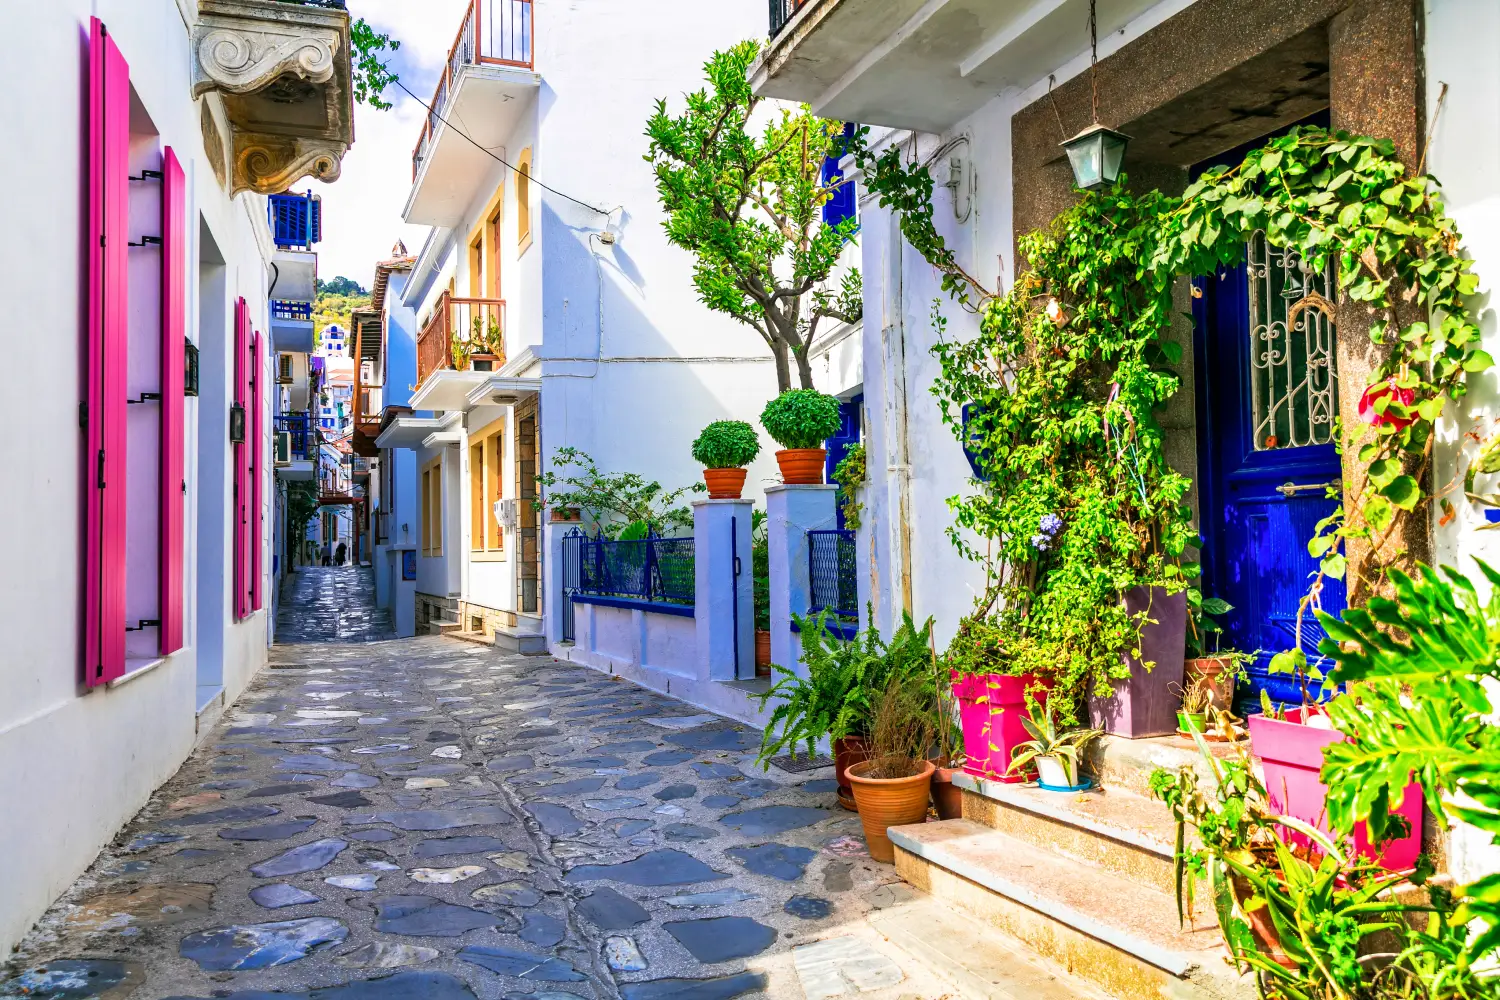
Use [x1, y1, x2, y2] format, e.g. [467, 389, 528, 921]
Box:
[394, 78, 612, 217]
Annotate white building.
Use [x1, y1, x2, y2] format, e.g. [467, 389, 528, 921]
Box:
[377, 0, 782, 653]
[318, 321, 349, 358]
[0, 0, 352, 954]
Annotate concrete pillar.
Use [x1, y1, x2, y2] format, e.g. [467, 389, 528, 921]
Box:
[766, 485, 838, 678]
[694, 499, 755, 681]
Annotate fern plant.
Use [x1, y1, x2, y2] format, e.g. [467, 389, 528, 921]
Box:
[753, 608, 934, 763]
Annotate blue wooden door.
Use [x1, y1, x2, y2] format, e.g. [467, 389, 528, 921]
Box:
[1194, 236, 1345, 715]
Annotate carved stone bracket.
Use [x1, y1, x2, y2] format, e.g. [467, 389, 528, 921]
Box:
[191, 0, 353, 196]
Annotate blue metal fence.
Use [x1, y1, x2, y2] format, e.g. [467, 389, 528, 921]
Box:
[808, 529, 857, 619]
[573, 533, 695, 606]
[275, 412, 312, 460]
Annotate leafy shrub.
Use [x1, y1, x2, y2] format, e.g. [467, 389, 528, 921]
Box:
[761, 390, 842, 450]
[691, 420, 760, 469]
[832, 443, 866, 529]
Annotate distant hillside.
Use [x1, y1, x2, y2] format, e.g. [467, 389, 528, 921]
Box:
[314, 276, 371, 348]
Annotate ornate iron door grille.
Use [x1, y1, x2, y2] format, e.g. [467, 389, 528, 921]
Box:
[1246, 231, 1340, 451]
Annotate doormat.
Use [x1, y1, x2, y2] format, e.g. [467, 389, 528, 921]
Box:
[767, 752, 835, 773]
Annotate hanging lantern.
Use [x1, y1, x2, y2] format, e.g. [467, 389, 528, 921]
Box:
[1059, 0, 1128, 191]
[1061, 124, 1130, 191]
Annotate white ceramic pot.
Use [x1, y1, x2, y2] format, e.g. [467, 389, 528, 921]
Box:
[1036, 755, 1074, 789]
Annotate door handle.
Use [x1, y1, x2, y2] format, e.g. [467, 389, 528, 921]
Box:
[1276, 480, 1339, 498]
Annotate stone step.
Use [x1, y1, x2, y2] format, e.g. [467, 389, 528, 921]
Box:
[493, 624, 547, 656]
[954, 773, 1185, 896]
[1088, 733, 1241, 798]
[429, 620, 463, 636]
[890, 820, 1252, 1000]
[870, 894, 1115, 1000]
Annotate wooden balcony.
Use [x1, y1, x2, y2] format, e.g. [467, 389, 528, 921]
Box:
[411, 0, 534, 180]
[416, 292, 508, 390]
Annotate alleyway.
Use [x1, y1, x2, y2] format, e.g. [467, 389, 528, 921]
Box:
[1, 568, 1028, 1000]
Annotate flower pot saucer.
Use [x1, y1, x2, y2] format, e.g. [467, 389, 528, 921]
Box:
[837, 786, 858, 812]
[1035, 777, 1096, 794]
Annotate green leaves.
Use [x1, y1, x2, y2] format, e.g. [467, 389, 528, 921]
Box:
[350, 18, 401, 111]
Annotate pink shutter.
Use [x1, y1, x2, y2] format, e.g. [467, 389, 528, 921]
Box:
[233, 298, 250, 620]
[84, 18, 129, 687]
[251, 330, 265, 611]
[159, 148, 186, 655]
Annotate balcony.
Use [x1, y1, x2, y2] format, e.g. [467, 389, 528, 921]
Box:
[270, 292, 315, 352]
[351, 309, 385, 458]
[191, 0, 355, 196]
[417, 292, 507, 386]
[274, 411, 315, 480]
[750, 0, 1160, 134]
[269, 191, 322, 250]
[405, 0, 540, 228]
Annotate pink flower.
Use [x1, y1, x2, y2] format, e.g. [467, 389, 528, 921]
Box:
[1358, 378, 1416, 430]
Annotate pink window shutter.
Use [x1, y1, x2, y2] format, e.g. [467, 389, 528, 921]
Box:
[84, 18, 129, 687]
[233, 297, 249, 621]
[159, 148, 186, 655]
[251, 330, 265, 611]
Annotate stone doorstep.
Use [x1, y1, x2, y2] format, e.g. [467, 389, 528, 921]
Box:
[889, 820, 1254, 1000]
[954, 773, 1189, 896]
[1089, 733, 1243, 799]
[445, 625, 547, 655]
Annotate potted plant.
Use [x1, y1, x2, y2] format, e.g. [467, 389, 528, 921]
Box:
[470, 315, 503, 370]
[754, 609, 934, 811]
[692, 420, 760, 499]
[1006, 707, 1102, 791]
[846, 674, 936, 862]
[945, 609, 1053, 783]
[1184, 591, 1249, 713]
[760, 390, 842, 485]
[1172, 680, 1211, 736]
[927, 633, 964, 819]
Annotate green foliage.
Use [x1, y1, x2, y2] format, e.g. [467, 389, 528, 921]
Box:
[1005, 708, 1102, 786]
[1187, 591, 1244, 659]
[752, 508, 769, 631]
[645, 41, 863, 392]
[832, 442, 866, 530]
[286, 480, 321, 568]
[349, 17, 400, 111]
[317, 276, 369, 297]
[760, 389, 842, 450]
[314, 286, 370, 348]
[931, 187, 1195, 721]
[753, 610, 934, 763]
[535, 447, 703, 538]
[1316, 562, 1500, 970]
[691, 420, 761, 469]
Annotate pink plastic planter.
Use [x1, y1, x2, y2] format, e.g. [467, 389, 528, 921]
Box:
[1248, 707, 1423, 871]
[953, 672, 1048, 783]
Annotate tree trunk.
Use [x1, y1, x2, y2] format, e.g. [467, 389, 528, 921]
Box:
[794, 347, 814, 389]
[770, 340, 791, 394]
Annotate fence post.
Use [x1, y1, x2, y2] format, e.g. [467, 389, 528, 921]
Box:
[694, 498, 754, 682]
[766, 484, 838, 679]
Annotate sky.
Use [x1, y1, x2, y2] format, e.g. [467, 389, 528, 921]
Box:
[312, 2, 472, 290]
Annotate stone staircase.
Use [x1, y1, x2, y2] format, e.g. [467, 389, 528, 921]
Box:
[887, 736, 1255, 1000]
[450, 621, 547, 655]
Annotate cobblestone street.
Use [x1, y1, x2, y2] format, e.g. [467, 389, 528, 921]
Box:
[2, 569, 978, 1000]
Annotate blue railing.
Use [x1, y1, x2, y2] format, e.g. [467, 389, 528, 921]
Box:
[269, 192, 322, 249]
[275, 412, 312, 460]
[808, 529, 857, 619]
[273, 300, 314, 321]
[566, 532, 695, 609]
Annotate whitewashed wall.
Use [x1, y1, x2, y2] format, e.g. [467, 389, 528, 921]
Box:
[0, 0, 275, 955]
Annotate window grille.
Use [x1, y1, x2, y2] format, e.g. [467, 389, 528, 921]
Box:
[1247, 231, 1339, 450]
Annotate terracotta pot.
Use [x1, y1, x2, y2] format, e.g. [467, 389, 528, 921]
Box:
[1231, 873, 1297, 969]
[930, 763, 963, 820]
[701, 467, 747, 500]
[1089, 586, 1188, 738]
[847, 758, 935, 863]
[775, 448, 826, 485]
[1185, 656, 1238, 713]
[754, 630, 771, 678]
[833, 736, 869, 812]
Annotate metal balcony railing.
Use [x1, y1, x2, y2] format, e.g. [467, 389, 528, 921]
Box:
[416, 291, 507, 389]
[769, 0, 812, 37]
[411, 0, 535, 179]
[272, 300, 313, 322]
[275, 412, 312, 460]
[569, 533, 696, 607]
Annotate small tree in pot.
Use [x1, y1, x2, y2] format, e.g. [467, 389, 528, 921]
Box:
[692, 420, 760, 499]
[761, 390, 842, 485]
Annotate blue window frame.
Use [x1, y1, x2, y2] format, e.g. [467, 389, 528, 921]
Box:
[821, 123, 857, 233]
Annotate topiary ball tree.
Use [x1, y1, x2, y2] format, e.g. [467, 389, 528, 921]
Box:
[692, 420, 761, 469]
[761, 389, 842, 451]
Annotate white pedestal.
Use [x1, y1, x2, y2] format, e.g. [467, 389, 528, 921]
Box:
[766, 484, 838, 678]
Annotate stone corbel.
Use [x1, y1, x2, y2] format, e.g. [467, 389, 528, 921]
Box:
[232, 132, 344, 198]
[191, 1, 343, 99]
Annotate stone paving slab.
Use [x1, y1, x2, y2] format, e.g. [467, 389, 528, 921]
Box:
[2, 568, 958, 1000]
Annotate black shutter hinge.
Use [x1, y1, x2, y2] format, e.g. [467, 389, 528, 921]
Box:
[129, 236, 162, 248]
[79, 401, 88, 429]
[126, 619, 160, 632]
[127, 392, 162, 405]
[97, 449, 106, 488]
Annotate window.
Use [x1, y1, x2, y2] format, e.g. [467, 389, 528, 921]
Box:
[486, 196, 504, 299]
[421, 457, 443, 556]
[468, 233, 484, 299]
[1247, 231, 1339, 450]
[468, 419, 505, 555]
[516, 148, 532, 251]
[278, 353, 294, 382]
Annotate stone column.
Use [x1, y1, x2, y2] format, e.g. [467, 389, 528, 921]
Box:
[766, 485, 839, 678]
[1329, 0, 1429, 597]
[694, 499, 755, 682]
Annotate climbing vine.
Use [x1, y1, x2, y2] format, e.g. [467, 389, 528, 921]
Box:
[867, 126, 1489, 629]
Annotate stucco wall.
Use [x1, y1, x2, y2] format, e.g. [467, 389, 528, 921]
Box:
[0, 0, 274, 955]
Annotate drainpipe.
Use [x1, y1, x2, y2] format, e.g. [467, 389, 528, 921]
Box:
[882, 207, 914, 626]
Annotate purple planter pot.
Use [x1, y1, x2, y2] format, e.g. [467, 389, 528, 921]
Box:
[1088, 586, 1187, 739]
